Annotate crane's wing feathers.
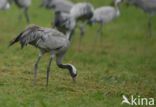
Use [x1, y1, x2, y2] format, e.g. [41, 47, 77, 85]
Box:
[9, 25, 68, 50]
[52, 0, 73, 13]
[17, 25, 44, 48]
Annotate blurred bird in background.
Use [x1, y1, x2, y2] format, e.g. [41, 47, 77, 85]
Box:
[88, 0, 122, 40]
[0, 0, 10, 10]
[124, 0, 156, 36]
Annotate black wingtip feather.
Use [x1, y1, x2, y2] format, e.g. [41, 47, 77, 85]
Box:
[9, 32, 23, 47]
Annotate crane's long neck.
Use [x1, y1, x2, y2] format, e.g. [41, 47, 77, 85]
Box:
[115, 2, 120, 17]
[66, 17, 76, 41]
[66, 30, 74, 41]
[56, 54, 77, 78]
[57, 63, 77, 78]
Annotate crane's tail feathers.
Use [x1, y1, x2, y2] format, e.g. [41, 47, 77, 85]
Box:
[9, 32, 23, 47]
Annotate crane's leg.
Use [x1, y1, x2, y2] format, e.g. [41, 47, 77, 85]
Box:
[23, 8, 30, 24]
[99, 24, 104, 44]
[79, 26, 85, 44]
[46, 51, 55, 87]
[34, 52, 43, 85]
[92, 23, 104, 50]
[78, 23, 85, 51]
[97, 23, 104, 38]
[79, 24, 85, 37]
[95, 23, 104, 43]
[148, 15, 152, 37]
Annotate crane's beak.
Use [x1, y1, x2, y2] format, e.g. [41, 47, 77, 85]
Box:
[72, 73, 77, 82]
[72, 76, 77, 82]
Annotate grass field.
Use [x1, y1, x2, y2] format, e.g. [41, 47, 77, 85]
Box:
[0, 0, 156, 107]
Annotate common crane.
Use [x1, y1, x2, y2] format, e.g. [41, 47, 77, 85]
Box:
[41, 0, 75, 34]
[0, 0, 10, 10]
[9, 25, 77, 86]
[13, 0, 31, 24]
[54, 11, 76, 40]
[124, 0, 156, 36]
[53, 2, 94, 49]
[88, 0, 122, 37]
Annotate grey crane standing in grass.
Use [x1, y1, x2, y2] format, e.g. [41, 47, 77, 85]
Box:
[41, 0, 93, 41]
[9, 25, 77, 86]
[40, 0, 77, 33]
[69, 2, 94, 37]
[54, 2, 94, 49]
[0, 0, 10, 10]
[88, 0, 122, 38]
[69, 2, 94, 22]
[13, 0, 31, 24]
[124, 0, 156, 36]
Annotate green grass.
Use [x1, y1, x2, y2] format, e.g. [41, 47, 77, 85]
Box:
[0, 0, 156, 107]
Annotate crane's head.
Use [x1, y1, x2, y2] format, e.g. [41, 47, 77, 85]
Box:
[67, 64, 77, 81]
[57, 63, 77, 81]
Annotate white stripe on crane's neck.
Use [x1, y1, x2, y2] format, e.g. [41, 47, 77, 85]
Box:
[65, 64, 77, 75]
[5, 3, 10, 10]
[114, 0, 121, 17]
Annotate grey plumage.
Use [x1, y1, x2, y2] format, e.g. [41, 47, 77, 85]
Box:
[54, 2, 94, 31]
[0, 0, 10, 10]
[70, 2, 94, 48]
[88, 0, 122, 37]
[54, 12, 72, 32]
[53, 2, 94, 47]
[41, 0, 75, 35]
[14, 0, 31, 23]
[70, 2, 94, 21]
[9, 25, 77, 86]
[124, 0, 156, 36]
[42, 0, 74, 13]
[54, 11, 76, 41]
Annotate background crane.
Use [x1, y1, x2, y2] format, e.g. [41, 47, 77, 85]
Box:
[88, 0, 122, 39]
[124, 0, 156, 36]
[41, 0, 75, 33]
[0, 0, 10, 10]
[53, 2, 94, 50]
[13, 0, 32, 24]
